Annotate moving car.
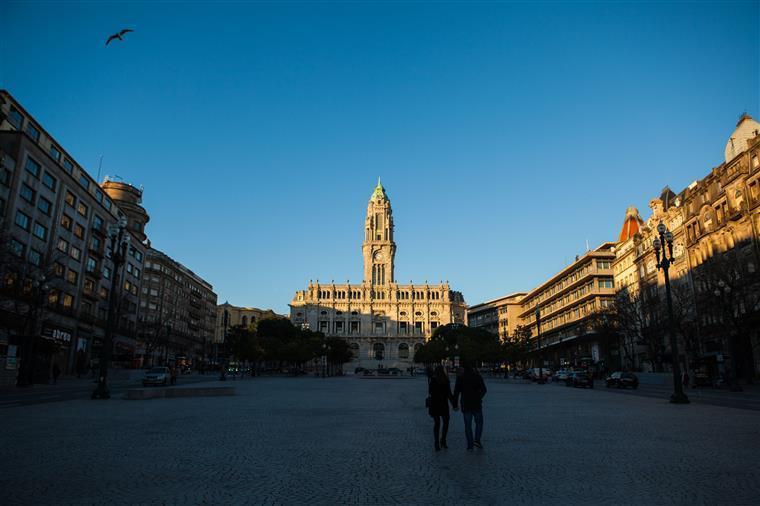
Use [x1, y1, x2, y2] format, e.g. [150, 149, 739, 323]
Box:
[566, 372, 594, 388]
[142, 367, 170, 387]
[605, 372, 639, 389]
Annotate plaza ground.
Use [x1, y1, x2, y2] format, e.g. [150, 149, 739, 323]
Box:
[1, 376, 758, 505]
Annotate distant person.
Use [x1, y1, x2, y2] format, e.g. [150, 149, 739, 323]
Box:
[428, 365, 456, 451]
[170, 366, 178, 386]
[682, 370, 689, 389]
[454, 365, 487, 450]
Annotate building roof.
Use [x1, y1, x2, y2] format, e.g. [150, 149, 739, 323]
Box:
[370, 177, 388, 201]
[618, 206, 646, 242]
[724, 113, 760, 163]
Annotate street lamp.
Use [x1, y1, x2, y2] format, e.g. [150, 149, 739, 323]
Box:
[713, 280, 742, 392]
[92, 217, 130, 400]
[652, 222, 689, 404]
[536, 305, 545, 384]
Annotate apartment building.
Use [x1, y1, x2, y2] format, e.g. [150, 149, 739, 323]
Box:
[138, 248, 217, 367]
[0, 90, 148, 383]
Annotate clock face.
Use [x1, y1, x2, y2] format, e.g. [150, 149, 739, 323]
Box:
[374, 251, 384, 261]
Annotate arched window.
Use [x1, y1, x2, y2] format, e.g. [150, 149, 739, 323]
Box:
[373, 342, 385, 360]
[241, 316, 248, 327]
[398, 343, 409, 359]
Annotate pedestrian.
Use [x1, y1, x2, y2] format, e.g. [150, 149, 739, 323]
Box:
[428, 365, 457, 451]
[51, 362, 61, 384]
[170, 365, 178, 385]
[453, 365, 487, 450]
[682, 369, 689, 389]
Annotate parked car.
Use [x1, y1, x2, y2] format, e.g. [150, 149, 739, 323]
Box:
[553, 369, 572, 382]
[355, 367, 366, 374]
[567, 372, 594, 388]
[363, 369, 376, 376]
[142, 367, 170, 387]
[527, 368, 552, 381]
[377, 368, 390, 376]
[387, 367, 402, 376]
[605, 372, 639, 389]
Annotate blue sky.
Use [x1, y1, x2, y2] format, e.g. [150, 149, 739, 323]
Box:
[2, 1, 758, 314]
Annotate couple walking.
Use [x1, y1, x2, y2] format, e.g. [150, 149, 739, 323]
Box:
[427, 365, 487, 451]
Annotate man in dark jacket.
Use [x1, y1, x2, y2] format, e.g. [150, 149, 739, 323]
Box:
[453, 365, 487, 450]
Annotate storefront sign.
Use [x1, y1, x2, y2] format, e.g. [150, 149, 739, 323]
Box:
[42, 326, 72, 343]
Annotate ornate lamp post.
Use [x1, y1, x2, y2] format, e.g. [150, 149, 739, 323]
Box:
[652, 222, 689, 404]
[92, 217, 130, 400]
[536, 305, 545, 384]
[713, 281, 742, 392]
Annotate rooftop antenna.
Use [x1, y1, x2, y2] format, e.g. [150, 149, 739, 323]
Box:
[586, 239, 590, 251]
[96, 155, 103, 182]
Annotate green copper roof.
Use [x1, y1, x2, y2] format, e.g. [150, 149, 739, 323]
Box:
[371, 177, 388, 200]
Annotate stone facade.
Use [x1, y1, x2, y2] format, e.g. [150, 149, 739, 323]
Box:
[215, 302, 283, 344]
[613, 114, 760, 378]
[290, 180, 467, 370]
[467, 292, 526, 340]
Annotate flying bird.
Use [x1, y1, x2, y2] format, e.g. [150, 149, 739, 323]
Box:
[106, 29, 134, 46]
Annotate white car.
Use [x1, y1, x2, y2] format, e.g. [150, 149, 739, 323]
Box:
[142, 367, 170, 387]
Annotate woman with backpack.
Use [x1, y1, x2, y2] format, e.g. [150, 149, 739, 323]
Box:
[428, 365, 457, 451]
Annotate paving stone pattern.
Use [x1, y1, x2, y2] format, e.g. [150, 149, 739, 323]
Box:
[1, 377, 758, 505]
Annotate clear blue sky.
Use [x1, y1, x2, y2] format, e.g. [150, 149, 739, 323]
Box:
[2, 1, 758, 314]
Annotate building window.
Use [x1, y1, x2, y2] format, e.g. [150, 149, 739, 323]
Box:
[374, 321, 384, 334]
[598, 279, 614, 289]
[20, 183, 35, 203]
[373, 342, 385, 360]
[9, 239, 24, 257]
[8, 106, 23, 128]
[398, 343, 409, 359]
[42, 172, 57, 191]
[28, 248, 42, 266]
[49, 145, 61, 161]
[95, 189, 103, 203]
[335, 321, 344, 333]
[93, 214, 104, 231]
[104, 198, 111, 211]
[431, 321, 438, 330]
[76, 201, 88, 218]
[399, 321, 408, 334]
[63, 158, 74, 173]
[70, 246, 81, 261]
[62, 292, 74, 309]
[32, 222, 47, 240]
[60, 213, 73, 231]
[99, 286, 109, 299]
[65, 190, 76, 207]
[103, 266, 111, 279]
[37, 196, 52, 215]
[73, 223, 85, 239]
[1, 168, 10, 187]
[350, 321, 360, 334]
[25, 157, 41, 177]
[57, 238, 69, 253]
[415, 321, 423, 334]
[15, 211, 31, 231]
[66, 269, 78, 285]
[86, 257, 97, 273]
[25, 122, 40, 141]
[91, 236, 101, 251]
[78, 174, 89, 190]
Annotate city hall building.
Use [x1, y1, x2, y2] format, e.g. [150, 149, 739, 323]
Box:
[290, 180, 467, 370]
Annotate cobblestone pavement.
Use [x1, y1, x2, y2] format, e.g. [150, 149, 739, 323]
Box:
[1, 376, 758, 505]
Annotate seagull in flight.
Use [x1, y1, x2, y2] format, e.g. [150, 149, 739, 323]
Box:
[106, 29, 134, 46]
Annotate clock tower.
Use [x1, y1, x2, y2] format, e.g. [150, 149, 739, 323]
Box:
[363, 178, 396, 285]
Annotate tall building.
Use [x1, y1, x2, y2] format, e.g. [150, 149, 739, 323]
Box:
[290, 180, 467, 370]
[0, 90, 149, 383]
[613, 113, 760, 378]
[137, 248, 218, 367]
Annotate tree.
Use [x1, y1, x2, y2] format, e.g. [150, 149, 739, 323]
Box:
[503, 325, 532, 368]
[0, 234, 65, 386]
